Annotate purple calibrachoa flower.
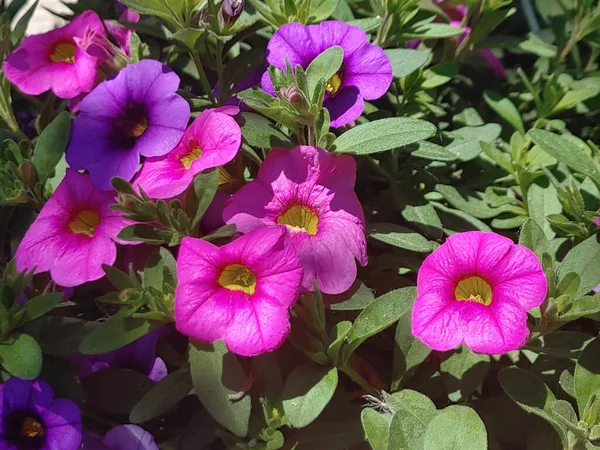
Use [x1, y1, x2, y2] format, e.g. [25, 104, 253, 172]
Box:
[412, 231, 547, 355]
[82, 425, 158, 450]
[134, 108, 241, 199]
[0, 377, 82, 450]
[3, 11, 106, 98]
[72, 329, 167, 382]
[15, 169, 130, 287]
[66, 59, 190, 190]
[175, 227, 303, 356]
[261, 21, 392, 128]
[223, 145, 367, 295]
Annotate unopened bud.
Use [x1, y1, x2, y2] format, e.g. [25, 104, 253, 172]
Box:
[279, 85, 303, 104]
[219, 0, 244, 28]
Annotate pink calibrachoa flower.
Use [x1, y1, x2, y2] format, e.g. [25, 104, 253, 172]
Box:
[15, 169, 130, 287]
[175, 227, 303, 356]
[593, 217, 600, 227]
[3, 11, 106, 98]
[223, 145, 367, 295]
[134, 108, 242, 199]
[412, 231, 547, 354]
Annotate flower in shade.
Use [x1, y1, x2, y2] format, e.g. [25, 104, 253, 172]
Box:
[15, 169, 130, 287]
[116, 1, 141, 23]
[223, 145, 367, 295]
[3, 11, 106, 98]
[134, 107, 241, 199]
[82, 425, 157, 450]
[412, 231, 547, 354]
[72, 328, 167, 382]
[66, 59, 190, 190]
[0, 377, 82, 450]
[175, 227, 303, 356]
[261, 21, 392, 128]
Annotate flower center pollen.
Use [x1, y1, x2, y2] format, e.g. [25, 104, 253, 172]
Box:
[69, 210, 99, 237]
[127, 117, 149, 138]
[277, 204, 318, 235]
[325, 72, 342, 95]
[180, 146, 203, 169]
[218, 264, 257, 295]
[454, 276, 492, 306]
[50, 43, 76, 63]
[21, 417, 44, 439]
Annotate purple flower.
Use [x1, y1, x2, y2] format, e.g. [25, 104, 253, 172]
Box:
[82, 425, 158, 450]
[66, 60, 191, 190]
[261, 21, 392, 128]
[0, 377, 82, 450]
[72, 329, 167, 382]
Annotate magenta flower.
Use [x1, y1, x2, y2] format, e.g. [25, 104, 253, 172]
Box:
[82, 425, 157, 450]
[412, 231, 547, 354]
[0, 377, 82, 450]
[3, 11, 106, 98]
[593, 217, 600, 227]
[66, 59, 190, 190]
[134, 108, 241, 199]
[261, 21, 392, 127]
[15, 169, 130, 287]
[175, 227, 303, 356]
[223, 146, 367, 295]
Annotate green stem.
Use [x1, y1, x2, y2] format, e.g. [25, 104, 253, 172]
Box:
[340, 364, 379, 397]
[555, 23, 581, 68]
[364, 156, 395, 184]
[216, 40, 226, 105]
[192, 52, 216, 105]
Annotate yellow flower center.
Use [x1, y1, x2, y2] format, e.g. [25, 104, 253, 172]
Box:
[69, 210, 99, 237]
[454, 276, 493, 306]
[218, 264, 257, 295]
[277, 204, 319, 235]
[325, 72, 342, 95]
[180, 145, 203, 169]
[127, 117, 149, 138]
[21, 417, 44, 439]
[50, 43, 76, 63]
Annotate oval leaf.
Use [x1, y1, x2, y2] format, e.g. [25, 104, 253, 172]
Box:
[423, 405, 487, 450]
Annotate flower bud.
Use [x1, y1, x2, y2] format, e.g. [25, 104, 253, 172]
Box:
[279, 85, 303, 104]
[219, 0, 244, 28]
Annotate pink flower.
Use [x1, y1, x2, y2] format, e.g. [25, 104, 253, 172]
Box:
[223, 146, 367, 295]
[412, 231, 547, 354]
[15, 169, 129, 287]
[593, 217, 600, 227]
[175, 227, 303, 356]
[134, 108, 242, 199]
[3, 11, 106, 98]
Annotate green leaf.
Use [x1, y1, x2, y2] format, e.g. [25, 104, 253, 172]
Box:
[309, 0, 340, 22]
[526, 332, 592, 359]
[19, 293, 62, 325]
[0, 333, 42, 380]
[558, 295, 600, 323]
[436, 185, 519, 219]
[11, 0, 38, 44]
[361, 408, 390, 450]
[240, 112, 290, 148]
[188, 169, 219, 229]
[282, 364, 338, 428]
[558, 234, 600, 299]
[118, 0, 184, 25]
[346, 17, 383, 32]
[369, 223, 436, 253]
[423, 405, 487, 450]
[519, 218, 551, 261]
[499, 367, 567, 445]
[446, 123, 502, 161]
[24, 317, 98, 357]
[79, 316, 157, 355]
[388, 389, 437, 450]
[526, 180, 562, 240]
[82, 368, 155, 415]
[552, 88, 599, 113]
[483, 91, 525, 133]
[189, 340, 251, 437]
[118, 224, 165, 245]
[384, 49, 429, 79]
[170, 28, 202, 50]
[329, 283, 375, 311]
[343, 287, 416, 358]
[130, 367, 193, 423]
[334, 118, 436, 155]
[32, 111, 71, 182]
[408, 141, 458, 161]
[421, 63, 459, 89]
[528, 129, 600, 189]
[575, 337, 600, 415]
[306, 46, 343, 99]
[440, 346, 490, 402]
[326, 320, 352, 364]
[403, 23, 465, 39]
[392, 314, 431, 390]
